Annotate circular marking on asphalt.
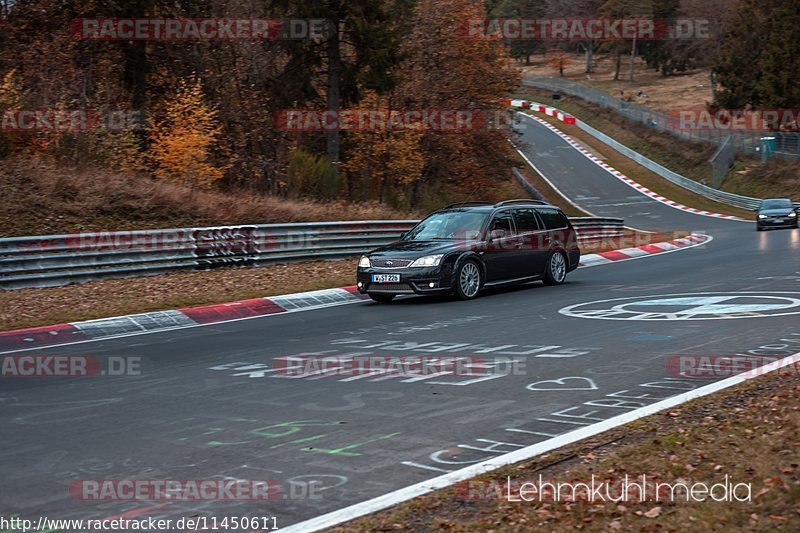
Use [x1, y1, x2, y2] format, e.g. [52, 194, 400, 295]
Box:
[559, 292, 800, 321]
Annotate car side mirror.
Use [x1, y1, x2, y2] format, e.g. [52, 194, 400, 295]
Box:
[399, 232, 406, 239]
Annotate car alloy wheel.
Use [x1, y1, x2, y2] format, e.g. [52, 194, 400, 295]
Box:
[456, 260, 481, 300]
[544, 251, 567, 285]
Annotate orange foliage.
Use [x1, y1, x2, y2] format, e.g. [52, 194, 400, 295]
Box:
[343, 91, 425, 201]
[397, 0, 520, 199]
[546, 50, 570, 77]
[148, 78, 226, 187]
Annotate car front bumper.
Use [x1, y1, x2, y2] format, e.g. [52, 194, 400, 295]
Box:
[357, 265, 456, 295]
[758, 217, 797, 228]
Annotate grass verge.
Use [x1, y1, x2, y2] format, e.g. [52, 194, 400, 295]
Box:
[333, 366, 800, 531]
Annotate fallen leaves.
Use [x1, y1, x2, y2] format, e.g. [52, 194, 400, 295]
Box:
[643, 507, 662, 519]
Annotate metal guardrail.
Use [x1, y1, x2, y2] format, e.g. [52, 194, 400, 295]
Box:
[0, 218, 625, 290]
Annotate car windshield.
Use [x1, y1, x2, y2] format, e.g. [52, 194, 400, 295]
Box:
[761, 199, 793, 209]
[404, 211, 488, 241]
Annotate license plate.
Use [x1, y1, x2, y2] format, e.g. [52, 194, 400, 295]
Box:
[372, 274, 400, 283]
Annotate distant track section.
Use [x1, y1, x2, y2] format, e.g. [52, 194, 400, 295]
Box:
[509, 99, 799, 212]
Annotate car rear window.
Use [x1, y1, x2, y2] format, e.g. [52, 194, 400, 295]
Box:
[537, 208, 569, 230]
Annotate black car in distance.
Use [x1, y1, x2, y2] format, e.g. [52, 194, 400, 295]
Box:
[756, 198, 798, 231]
[356, 200, 581, 302]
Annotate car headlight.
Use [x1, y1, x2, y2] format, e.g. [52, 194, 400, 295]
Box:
[358, 256, 371, 268]
[789, 212, 797, 217]
[409, 254, 444, 267]
[758, 214, 767, 219]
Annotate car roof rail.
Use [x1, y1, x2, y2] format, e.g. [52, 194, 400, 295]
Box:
[442, 201, 494, 209]
[494, 199, 551, 207]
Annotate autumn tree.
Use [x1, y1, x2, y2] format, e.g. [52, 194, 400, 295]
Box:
[393, 0, 520, 206]
[0, 68, 27, 156]
[343, 91, 424, 204]
[546, 50, 570, 76]
[148, 78, 226, 187]
[1, 0, 529, 206]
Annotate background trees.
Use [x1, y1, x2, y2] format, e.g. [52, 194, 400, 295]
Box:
[0, 0, 518, 208]
[1, 0, 798, 208]
[713, 0, 800, 109]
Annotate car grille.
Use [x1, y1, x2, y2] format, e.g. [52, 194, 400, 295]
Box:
[367, 283, 413, 293]
[371, 258, 413, 268]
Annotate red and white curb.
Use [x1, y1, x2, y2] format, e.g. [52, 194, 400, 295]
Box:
[508, 99, 576, 124]
[0, 234, 710, 353]
[511, 101, 746, 221]
[577, 232, 710, 268]
[0, 286, 368, 353]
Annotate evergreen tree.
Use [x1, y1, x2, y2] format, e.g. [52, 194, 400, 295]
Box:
[754, 2, 800, 108]
[641, 0, 690, 76]
[714, 0, 800, 109]
[489, 0, 546, 66]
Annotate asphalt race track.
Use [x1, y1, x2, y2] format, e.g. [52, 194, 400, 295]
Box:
[3, 118, 800, 530]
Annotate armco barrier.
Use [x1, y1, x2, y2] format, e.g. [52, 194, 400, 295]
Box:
[512, 101, 799, 212]
[0, 218, 624, 290]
